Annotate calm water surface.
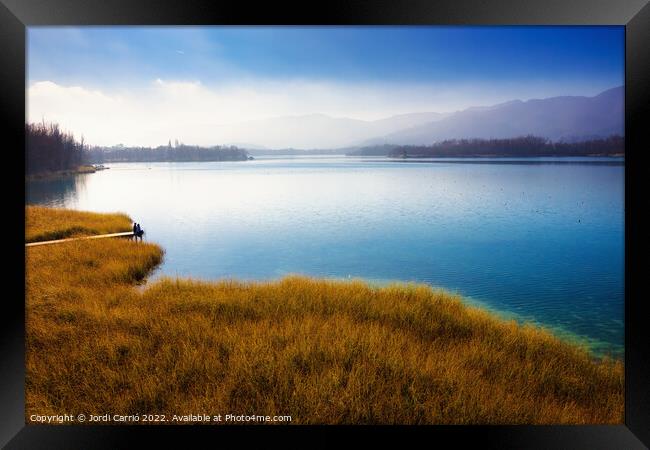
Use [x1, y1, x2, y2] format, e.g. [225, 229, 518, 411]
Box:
[26, 156, 624, 357]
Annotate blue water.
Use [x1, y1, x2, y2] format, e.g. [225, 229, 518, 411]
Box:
[26, 156, 625, 357]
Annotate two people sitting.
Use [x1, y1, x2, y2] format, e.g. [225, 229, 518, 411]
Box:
[132, 222, 144, 241]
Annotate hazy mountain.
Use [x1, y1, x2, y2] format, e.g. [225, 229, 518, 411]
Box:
[369, 112, 449, 131]
[210, 87, 622, 149]
[215, 112, 448, 150]
[366, 86, 623, 146]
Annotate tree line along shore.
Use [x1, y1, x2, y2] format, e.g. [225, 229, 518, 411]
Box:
[347, 135, 624, 157]
[26, 121, 624, 177]
[25, 121, 249, 177]
[25, 206, 623, 425]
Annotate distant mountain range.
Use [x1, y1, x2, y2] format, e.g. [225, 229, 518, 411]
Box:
[365, 86, 623, 146]
[217, 111, 448, 150]
[222, 86, 623, 150]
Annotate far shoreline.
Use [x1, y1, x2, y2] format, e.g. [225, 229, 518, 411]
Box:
[25, 165, 97, 181]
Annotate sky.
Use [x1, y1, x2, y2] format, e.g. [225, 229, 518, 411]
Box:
[27, 26, 624, 148]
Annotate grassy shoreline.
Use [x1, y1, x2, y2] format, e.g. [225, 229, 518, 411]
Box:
[26, 165, 97, 181]
[25, 206, 132, 243]
[25, 207, 624, 424]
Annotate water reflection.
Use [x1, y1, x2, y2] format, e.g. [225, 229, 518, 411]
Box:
[26, 174, 88, 207]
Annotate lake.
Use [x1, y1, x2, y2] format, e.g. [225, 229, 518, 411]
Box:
[26, 156, 625, 357]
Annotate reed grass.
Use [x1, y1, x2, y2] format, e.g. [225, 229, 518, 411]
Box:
[25, 208, 623, 424]
[25, 206, 132, 243]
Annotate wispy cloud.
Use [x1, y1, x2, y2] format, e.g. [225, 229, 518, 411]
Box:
[27, 77, 619, 148]
[26, 27, 623, 147]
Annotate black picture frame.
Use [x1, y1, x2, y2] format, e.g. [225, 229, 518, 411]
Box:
[2, 1, 649, 448]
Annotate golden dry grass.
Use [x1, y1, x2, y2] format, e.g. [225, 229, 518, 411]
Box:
[25, 208, 624, 425]
[26, 205, 132, 242]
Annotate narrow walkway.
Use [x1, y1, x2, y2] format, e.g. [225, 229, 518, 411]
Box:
[26, 231, 135, 247]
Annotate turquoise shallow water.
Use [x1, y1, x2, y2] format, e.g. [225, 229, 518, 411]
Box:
[26, 156, 625, 357]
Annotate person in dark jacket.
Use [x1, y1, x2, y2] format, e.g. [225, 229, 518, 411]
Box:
[136, 223, 144, 241]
